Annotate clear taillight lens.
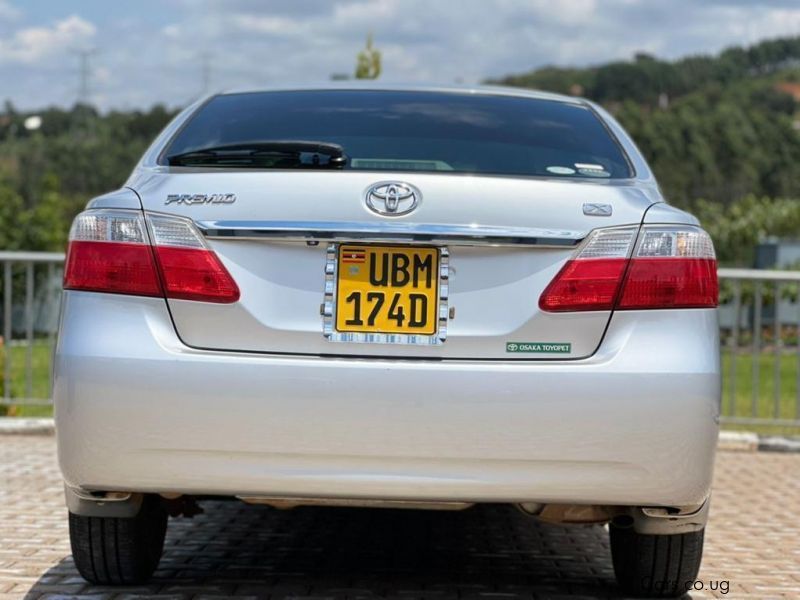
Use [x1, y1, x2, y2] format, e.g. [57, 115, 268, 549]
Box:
[64, 210, 239, 303]
[539, 225, 717, 312]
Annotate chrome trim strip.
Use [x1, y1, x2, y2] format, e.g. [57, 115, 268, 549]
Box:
[323, 244, 449, 346]
[197, 221, 583, 247]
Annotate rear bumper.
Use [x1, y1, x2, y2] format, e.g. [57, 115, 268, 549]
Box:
[54, 292, 720, 508]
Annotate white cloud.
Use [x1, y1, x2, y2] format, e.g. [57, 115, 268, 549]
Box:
[0, 0, 21, 21]
[161, 24, 181, 38]
[2, 1, 800, 109]
[231, 14, 307, 36]
[93, 65, 111, 84]
[709, 7, 800, 45]
[0, 15, 96, 64]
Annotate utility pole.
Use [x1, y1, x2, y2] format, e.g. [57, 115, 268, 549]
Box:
[200, 53, 212, 95]
[74, 48, 98, 105]
[71, 48, 98, 139]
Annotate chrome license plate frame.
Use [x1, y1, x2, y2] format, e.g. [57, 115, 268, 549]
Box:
[322, 243, 449, 345]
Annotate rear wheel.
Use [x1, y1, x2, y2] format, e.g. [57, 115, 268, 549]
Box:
[609, 523, 705, 598]
[69, 495, 168, 584]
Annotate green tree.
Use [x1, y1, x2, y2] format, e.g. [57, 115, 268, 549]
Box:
[694, 196, 800, 266]
[0, 103, 177, 252]
[355, 34, 381, 80]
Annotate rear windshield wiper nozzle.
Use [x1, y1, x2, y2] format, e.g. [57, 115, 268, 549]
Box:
[166, 140, 348, 169]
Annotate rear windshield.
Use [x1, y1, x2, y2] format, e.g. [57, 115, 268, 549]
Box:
[162, 90, 633, 179]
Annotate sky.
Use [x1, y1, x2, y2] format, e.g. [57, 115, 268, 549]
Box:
[1, 0, 800, 111]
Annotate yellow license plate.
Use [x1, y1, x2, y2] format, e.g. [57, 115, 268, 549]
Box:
[335, 245, 439, 335]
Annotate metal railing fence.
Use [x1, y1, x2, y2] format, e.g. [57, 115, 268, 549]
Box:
[717, 268, 800, 430]
[0, 252, 798, 432]
[0, 251, 64, 406]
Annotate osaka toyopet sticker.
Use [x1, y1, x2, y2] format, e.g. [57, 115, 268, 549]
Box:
[506, 342, 572, 354]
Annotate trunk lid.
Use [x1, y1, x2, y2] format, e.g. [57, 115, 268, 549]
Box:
[133, 171, 655, 359]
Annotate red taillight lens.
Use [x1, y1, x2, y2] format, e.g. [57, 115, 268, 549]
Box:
[539, 258, 627, 312]
[64, 240, 161, 296]
[63, 210, 239, 304]
[539, 226, 718, 312]
[617, 258, 717, 309]
[155, 246, 240, 303]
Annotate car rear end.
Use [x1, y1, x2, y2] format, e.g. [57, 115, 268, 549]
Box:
[54, 86, 720, 597]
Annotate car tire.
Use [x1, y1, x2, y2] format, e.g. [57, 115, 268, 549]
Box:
[609, 523, 705, 598]
[69, 495, 168, 584]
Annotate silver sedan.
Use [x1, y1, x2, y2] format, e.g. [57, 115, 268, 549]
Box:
[55, 84, 719, 598]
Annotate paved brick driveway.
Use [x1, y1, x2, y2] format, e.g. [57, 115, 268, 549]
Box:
[1, 435, 799, 599]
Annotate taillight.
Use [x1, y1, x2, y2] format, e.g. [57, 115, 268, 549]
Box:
[539, 228, 637, 312]
[539, 225, 717, 312]
[617, 228, 717, 309]
[63, 212, 162, 297]
[64, 210, 239, 303]
[147, 215, 240, 303]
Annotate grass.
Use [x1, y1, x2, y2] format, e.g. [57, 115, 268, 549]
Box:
[721, 349, 800, 436]
[1, 342, 799, 435]
[0, 342, 54, 417]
